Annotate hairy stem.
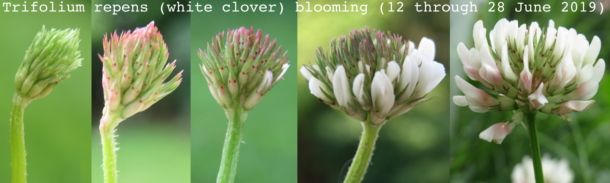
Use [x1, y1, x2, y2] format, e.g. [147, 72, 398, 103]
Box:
[100, 111, 121, 183]
[526, 112, 544, 183]
[217, 107, 248, 183]
[11, 94, 30, 183]
[343, 118, 382, 183]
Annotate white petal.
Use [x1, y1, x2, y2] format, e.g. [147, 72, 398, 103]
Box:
[418, 37, 436, 61]
[583, 36, 601, 67]
[571, 60, 606, 100]
[492, 18, 507, 54]
[326, 66, 334, 82]
[257, 71, 273, 93]
[274, 63, 289, 84]
[458, 43, 481, 81]
[572, 34, 589, 69]
[506, 20, 518, 41]
[371, 71, 395, 117]
[528, 22, 541, 62]
[407, 40, 415, 55]
[528, 82, 548, 110]
[332, 65, 351, 107]
[410, 50, 426, 66]
[386, 61, 401, 83]
[520, 49, 532, 93]
[544, 20, 557, 51]
[501, 42, 518, 83]
[309, 78, 331, 102]
[312, 65, 321, 73]
[401, 56, 419, 99]
[591, 59, 605, 83]
[398, 56, 414, 90]
[353, 73, 366, 105]
[455, 75, 499, 107]
[479, 122, 515, 144]
[453, 96, 468, 106]
[413, 60, 432, 98]
[571, 81, 599, 100]
[473, 20, 484, 50]
[469, 48, 481, 70]
[479, 43, 503, 87]
[300, 66, 313, 81]
[425, 61, 446, 94]
[457, 42, 471, 65]
[516, 24, 527, 52]
[358, 61, 364, 73]
[556, 47, 576, 90]
[577, 64, 594, 85]
[556, 100, 595, 114]
[478, 28, 488, 52]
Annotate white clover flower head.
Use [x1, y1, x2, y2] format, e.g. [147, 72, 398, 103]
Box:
[301, 27, 446, 124]
[511, 155, 574, 183]
[198, 27, 290, 111]
[454, 19, 604, 143]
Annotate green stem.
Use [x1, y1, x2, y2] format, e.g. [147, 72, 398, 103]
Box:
[100, 111, 121, 183]
[217, 108, 248, 183]
[11, 94, 30, 183]
[343, 118, 382, 183]
[526, 112, 544, 183]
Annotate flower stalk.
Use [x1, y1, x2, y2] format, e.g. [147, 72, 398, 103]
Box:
[217, 107, 248, 183]
[98, 21, 182, 183]
[10, 26, 82, 183]
[198, 27, 290, 183]
[100, 109, 123, 183]
[525, 112, 544, 183]
[10, 94, 30, 183]
[343, 116, 382, 183]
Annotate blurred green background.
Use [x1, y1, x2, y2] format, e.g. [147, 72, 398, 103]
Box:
[90, 0, 190, 182]
[450, 0, 610, 182]
[297, 0, 450, 182]
[190, 0, 297, 182]
[0, 0, 92, 182]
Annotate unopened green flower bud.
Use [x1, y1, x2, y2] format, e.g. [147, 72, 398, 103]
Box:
[14, 26, 82, 100]
[198, 27, 290, 111]
[99, 21, 182, 122]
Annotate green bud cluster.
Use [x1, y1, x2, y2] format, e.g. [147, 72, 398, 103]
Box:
[14, 26, 82, 100]
[198, 27, 290, 111]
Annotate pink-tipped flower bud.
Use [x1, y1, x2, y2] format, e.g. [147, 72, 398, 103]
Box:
[99, 21, 182, 122]
[199, 27, 289, 111]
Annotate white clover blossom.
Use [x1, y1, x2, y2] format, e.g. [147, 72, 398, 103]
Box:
[454, 19, 605, 143]
[301, 27, 446, 124]
[512, 155, 574, 183]
[198, 27, 290, 111]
